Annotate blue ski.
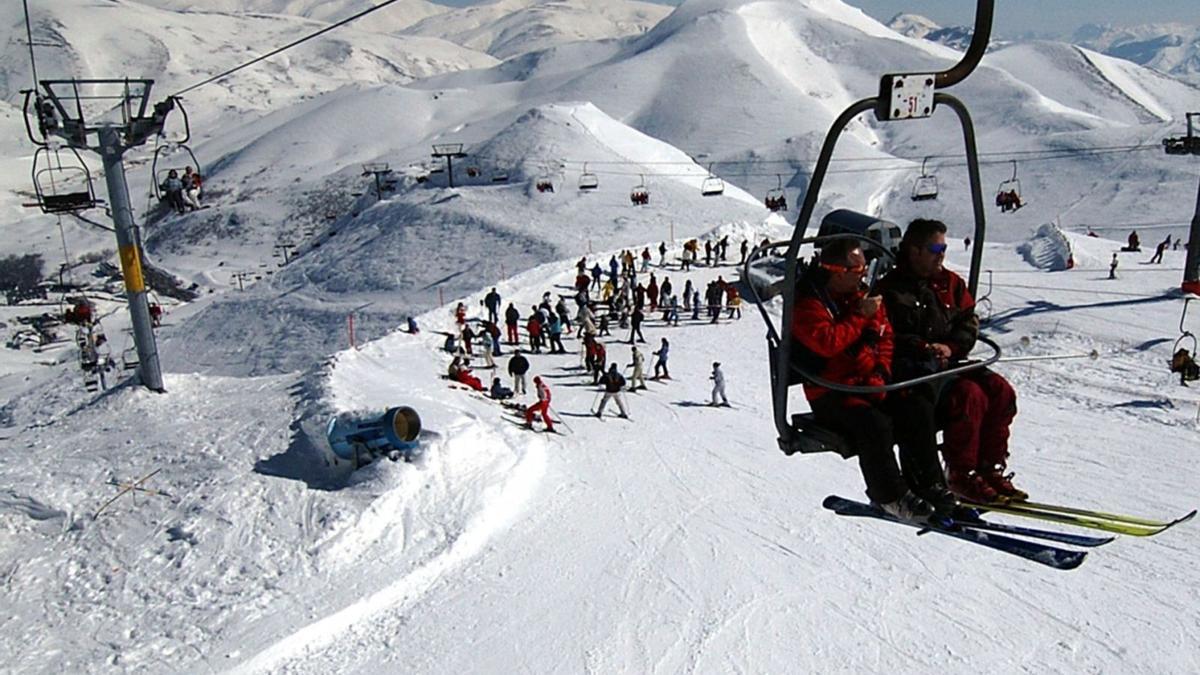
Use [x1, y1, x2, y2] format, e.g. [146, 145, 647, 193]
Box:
[823, 495, 1087, 571]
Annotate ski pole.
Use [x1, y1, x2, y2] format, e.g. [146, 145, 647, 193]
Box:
[548, 404, 574, 433]
[995, 350, 1099, 364]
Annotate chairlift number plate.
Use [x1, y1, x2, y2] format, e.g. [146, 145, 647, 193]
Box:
[880, 74, 936, 121]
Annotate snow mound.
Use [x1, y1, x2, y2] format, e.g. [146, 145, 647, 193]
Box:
[1017, 222, 1076, 271]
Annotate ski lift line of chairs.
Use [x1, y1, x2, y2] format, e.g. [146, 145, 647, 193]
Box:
[765, 174, 787, 212]
[701, 163, 725, 197]
[911, 156, 938, 202]
[746, 0, 998, 458]
[578, 163, 599, 191]
[996, 159, 1024, 213]
[630, 175, 649, 206]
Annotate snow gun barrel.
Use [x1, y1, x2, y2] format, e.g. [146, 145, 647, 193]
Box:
[326, 406, 422, 461]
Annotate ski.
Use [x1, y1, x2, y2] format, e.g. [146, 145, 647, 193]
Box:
[964, 501, 1184, 537]
[987, 499, 1196, 529]
[504, 417, 557, 434]
[823, 496, 1087, 570]
[953, 512, 1114, 548]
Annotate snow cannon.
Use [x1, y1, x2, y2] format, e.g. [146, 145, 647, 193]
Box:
[326, 406, 423, 464]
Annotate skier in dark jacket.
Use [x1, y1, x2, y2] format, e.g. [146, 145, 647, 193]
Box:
[504, 303, 521, 344]
[628, 306, 646, 344]
[507, 350, 529, 395]
[595, 363, 629, 418]
[484, 288, 502, 324]
[877, 218, 1023, 504]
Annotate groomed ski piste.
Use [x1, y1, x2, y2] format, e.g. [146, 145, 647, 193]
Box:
[3, 0, 1200, 671]
[6, 226, 1199, 672]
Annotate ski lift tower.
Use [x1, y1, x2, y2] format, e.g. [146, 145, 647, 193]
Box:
[25, 79, 177, 392]
[431, 143, 466, 189]
[1164, 113, 1200, 295]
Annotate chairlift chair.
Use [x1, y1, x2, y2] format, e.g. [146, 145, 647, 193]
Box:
[31, 144, 98, 214]
[995, 159, 1023, 213]
[745, 0, 1000, 458]
[630, 175, 650, 206]
[765, 174, 787, 212]
[578, 163, 599, 191]
[150, 142, 201, 201]
[911, 156, 938, 201]
[1171, 296, 1200, 384]
[701, 163, 725, 197]
[491, 172, 509, 183]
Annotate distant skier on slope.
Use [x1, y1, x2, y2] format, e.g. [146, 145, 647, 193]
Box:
[524, 376, 555, 432]
[710, 362, 729, 406]
[652, 337, 670, 379]
[595, 363, 630, 418]
[628, 346, 646, 391]
[508, 349, 529, 395]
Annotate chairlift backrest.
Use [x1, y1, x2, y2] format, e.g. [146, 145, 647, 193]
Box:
[816, 209, 903, 263]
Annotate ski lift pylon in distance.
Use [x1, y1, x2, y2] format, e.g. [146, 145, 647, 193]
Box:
[996, 159, 1023, 213]
[911, 156, 938, 201]
[578, 162, 599, 191]
[765, 174, 787, 212]
[701, 163, 724, 196]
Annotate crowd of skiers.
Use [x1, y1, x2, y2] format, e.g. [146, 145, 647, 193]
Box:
[441, 237, 750, 431]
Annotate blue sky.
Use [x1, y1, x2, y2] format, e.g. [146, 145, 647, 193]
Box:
[433, 1, 1199, 37]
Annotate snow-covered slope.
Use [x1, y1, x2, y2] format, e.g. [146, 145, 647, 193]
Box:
[3, 0, 1200, 671]
[0, 0, 497, 110]
[133, 0, 450, 33]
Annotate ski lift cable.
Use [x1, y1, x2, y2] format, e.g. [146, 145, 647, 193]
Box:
[171, 0, 406, 97]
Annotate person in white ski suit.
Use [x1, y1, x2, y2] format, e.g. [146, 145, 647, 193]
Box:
[480, 331, 496, 369]
[628, 346, 646, 391]
[710, 361, 729, 406]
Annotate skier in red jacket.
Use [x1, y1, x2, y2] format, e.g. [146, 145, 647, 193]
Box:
[524, 376, 554, 432]
[791, 239, 944, 520]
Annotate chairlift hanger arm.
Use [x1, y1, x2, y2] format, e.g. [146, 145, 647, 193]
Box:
[876, 0, 993, 121]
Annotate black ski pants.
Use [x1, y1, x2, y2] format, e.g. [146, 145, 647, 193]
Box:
[810, 394, 907, 505]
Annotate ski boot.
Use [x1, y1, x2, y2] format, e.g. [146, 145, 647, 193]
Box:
[948, 469, 1000, 504]
[981, 469, 1029, 502]
[880, 490, 936, 523]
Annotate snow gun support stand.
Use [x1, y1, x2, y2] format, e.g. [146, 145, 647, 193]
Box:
[745, 0, 1000, 459]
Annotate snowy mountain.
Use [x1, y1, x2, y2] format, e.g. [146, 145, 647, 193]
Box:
[886, 11, 982, 51]
[2, 0, 1200, 671]
[131, 0, 450, 33]
[1073, 23, 1200, 86]
[400, 0, 672, 60]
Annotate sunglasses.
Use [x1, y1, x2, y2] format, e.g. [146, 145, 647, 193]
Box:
[927, 242, 948, 254]
[820, 262, 867, 275]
